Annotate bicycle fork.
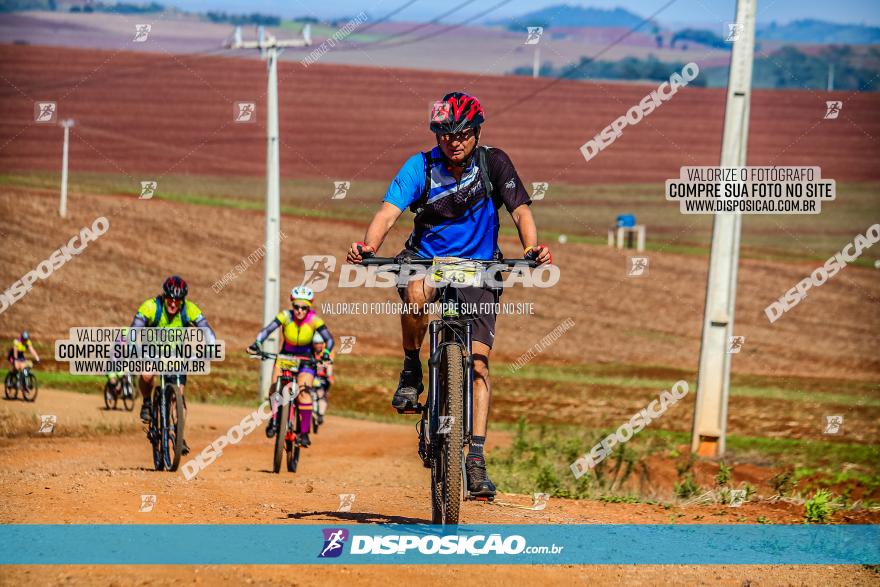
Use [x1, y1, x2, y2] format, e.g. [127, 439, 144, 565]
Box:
[271, 383, 297, 441]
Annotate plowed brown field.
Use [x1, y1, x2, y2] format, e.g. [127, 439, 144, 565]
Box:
[1, 45, 878, 184]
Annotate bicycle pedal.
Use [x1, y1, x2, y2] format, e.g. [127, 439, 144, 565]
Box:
[395, 403, 424, 415]
[467, 494, 495, 502]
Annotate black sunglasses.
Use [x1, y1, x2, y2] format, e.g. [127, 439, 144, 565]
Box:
[292, 304, 309, 311]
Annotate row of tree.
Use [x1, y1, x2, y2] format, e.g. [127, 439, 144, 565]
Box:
[513, 46, 879, 92]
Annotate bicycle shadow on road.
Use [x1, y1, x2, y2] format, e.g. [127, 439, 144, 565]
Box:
[287, 510, 429, 525]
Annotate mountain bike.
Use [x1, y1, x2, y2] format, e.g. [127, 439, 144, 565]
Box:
[360, 253, 535, 524]
[147, 373, 185, 472]
[4, 363, 38, 402]
[104, 373, 135, 411]
[250, 351, 308, 473]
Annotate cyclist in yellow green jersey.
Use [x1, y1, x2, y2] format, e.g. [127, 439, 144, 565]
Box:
[248, 286, 334, 448]
[130, 276, 216, 454]
[7, 331, 40, 373]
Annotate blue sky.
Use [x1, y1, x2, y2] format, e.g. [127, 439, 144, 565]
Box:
[167, 0, 880, 27]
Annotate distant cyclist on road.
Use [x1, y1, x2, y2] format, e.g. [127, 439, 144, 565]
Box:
[248, 286, 334, 448]
[347, 92, 551, 499]
[130, 276, 216, 455]
[7, 331, 40, 373]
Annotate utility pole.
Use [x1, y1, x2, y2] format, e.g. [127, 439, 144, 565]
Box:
[59, 119, 74, 218]
[226, 24, 311, 400]
[532, 44, 540, 78]
[690, 0, 757, 458]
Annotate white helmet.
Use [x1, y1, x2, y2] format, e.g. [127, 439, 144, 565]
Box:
[290, 285, 314, 302]
[312, 332, 324, 344]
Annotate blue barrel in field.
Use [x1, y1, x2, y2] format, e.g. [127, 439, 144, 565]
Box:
[616, 214, 636, 228]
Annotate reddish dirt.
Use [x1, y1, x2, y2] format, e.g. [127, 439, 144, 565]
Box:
[1, 388, 878, 586]
[0, 45, 878, 185]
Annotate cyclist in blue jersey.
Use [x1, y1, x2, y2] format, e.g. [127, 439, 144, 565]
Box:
[347, 92, 551, 498]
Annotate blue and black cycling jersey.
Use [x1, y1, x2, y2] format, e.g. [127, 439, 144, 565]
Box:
[383, 145, 531, 259]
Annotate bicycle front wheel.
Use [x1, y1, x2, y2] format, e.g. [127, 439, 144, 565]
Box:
[273, 385, 292, 474]
[104, 382, 117, 410]
[431, 343, 465, 525]
[151, 390, 164, 471]
[165, 384, 185, 472]
[122, 378, 135, 411]
[21, 373, 37, 402]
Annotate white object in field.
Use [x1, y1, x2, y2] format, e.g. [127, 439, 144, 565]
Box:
[59, 119, 74, 218]
[225, 26, 311, 400]
[607, 225, 645, 251]
[691, 0, 756, 459]
[558, 234, 567, 244]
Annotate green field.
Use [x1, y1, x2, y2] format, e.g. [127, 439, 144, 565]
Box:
[3, 172, 878, 265]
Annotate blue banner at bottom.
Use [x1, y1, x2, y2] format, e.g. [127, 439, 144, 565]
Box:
[0, 524, 877, 565]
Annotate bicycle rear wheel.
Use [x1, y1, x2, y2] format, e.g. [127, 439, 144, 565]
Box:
[287, 443, 300, 472]
[4, 372, 16, 400]
[431, 343, 465, 525]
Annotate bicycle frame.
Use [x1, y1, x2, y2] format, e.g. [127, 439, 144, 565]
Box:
[251, 351, 313, 434]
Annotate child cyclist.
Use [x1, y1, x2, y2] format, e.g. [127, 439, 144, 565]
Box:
[248, 286, 334, 448]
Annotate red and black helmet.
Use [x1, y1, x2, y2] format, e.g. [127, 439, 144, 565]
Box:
[429, 92, 485, 134]
[162, 275, 188, 300]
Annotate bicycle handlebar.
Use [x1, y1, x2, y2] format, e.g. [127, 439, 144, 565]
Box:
[247, 351, 311, 362]
[358, 256, 538, 269]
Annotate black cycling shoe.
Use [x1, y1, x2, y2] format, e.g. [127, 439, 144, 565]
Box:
[181, 439, 190, 456]
[296, 432, 311, 448]
[391, 370, 424, 411]
[139, 401, 151, 424]
[465, 455, 496, 500]
[265, 419, 276, 438]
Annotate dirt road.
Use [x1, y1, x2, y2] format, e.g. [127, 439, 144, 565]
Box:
[1, 389, 876, 585]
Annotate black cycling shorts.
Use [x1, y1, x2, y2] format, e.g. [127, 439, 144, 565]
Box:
[397, 282, 501, 349]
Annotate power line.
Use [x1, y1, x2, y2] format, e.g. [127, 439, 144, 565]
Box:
[362, 0, 475, 45]
[493, 0, 679, 118]
[356, 0, 514, 51]
[298, 0, 477, 53]
[356, 0, 421, 35]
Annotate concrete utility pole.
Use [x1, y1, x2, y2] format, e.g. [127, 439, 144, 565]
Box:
[532, 44, 540, 78]
[690, 0, 757, 458]
[59, 119, 74, 218]
[226, 24, 311, 400]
